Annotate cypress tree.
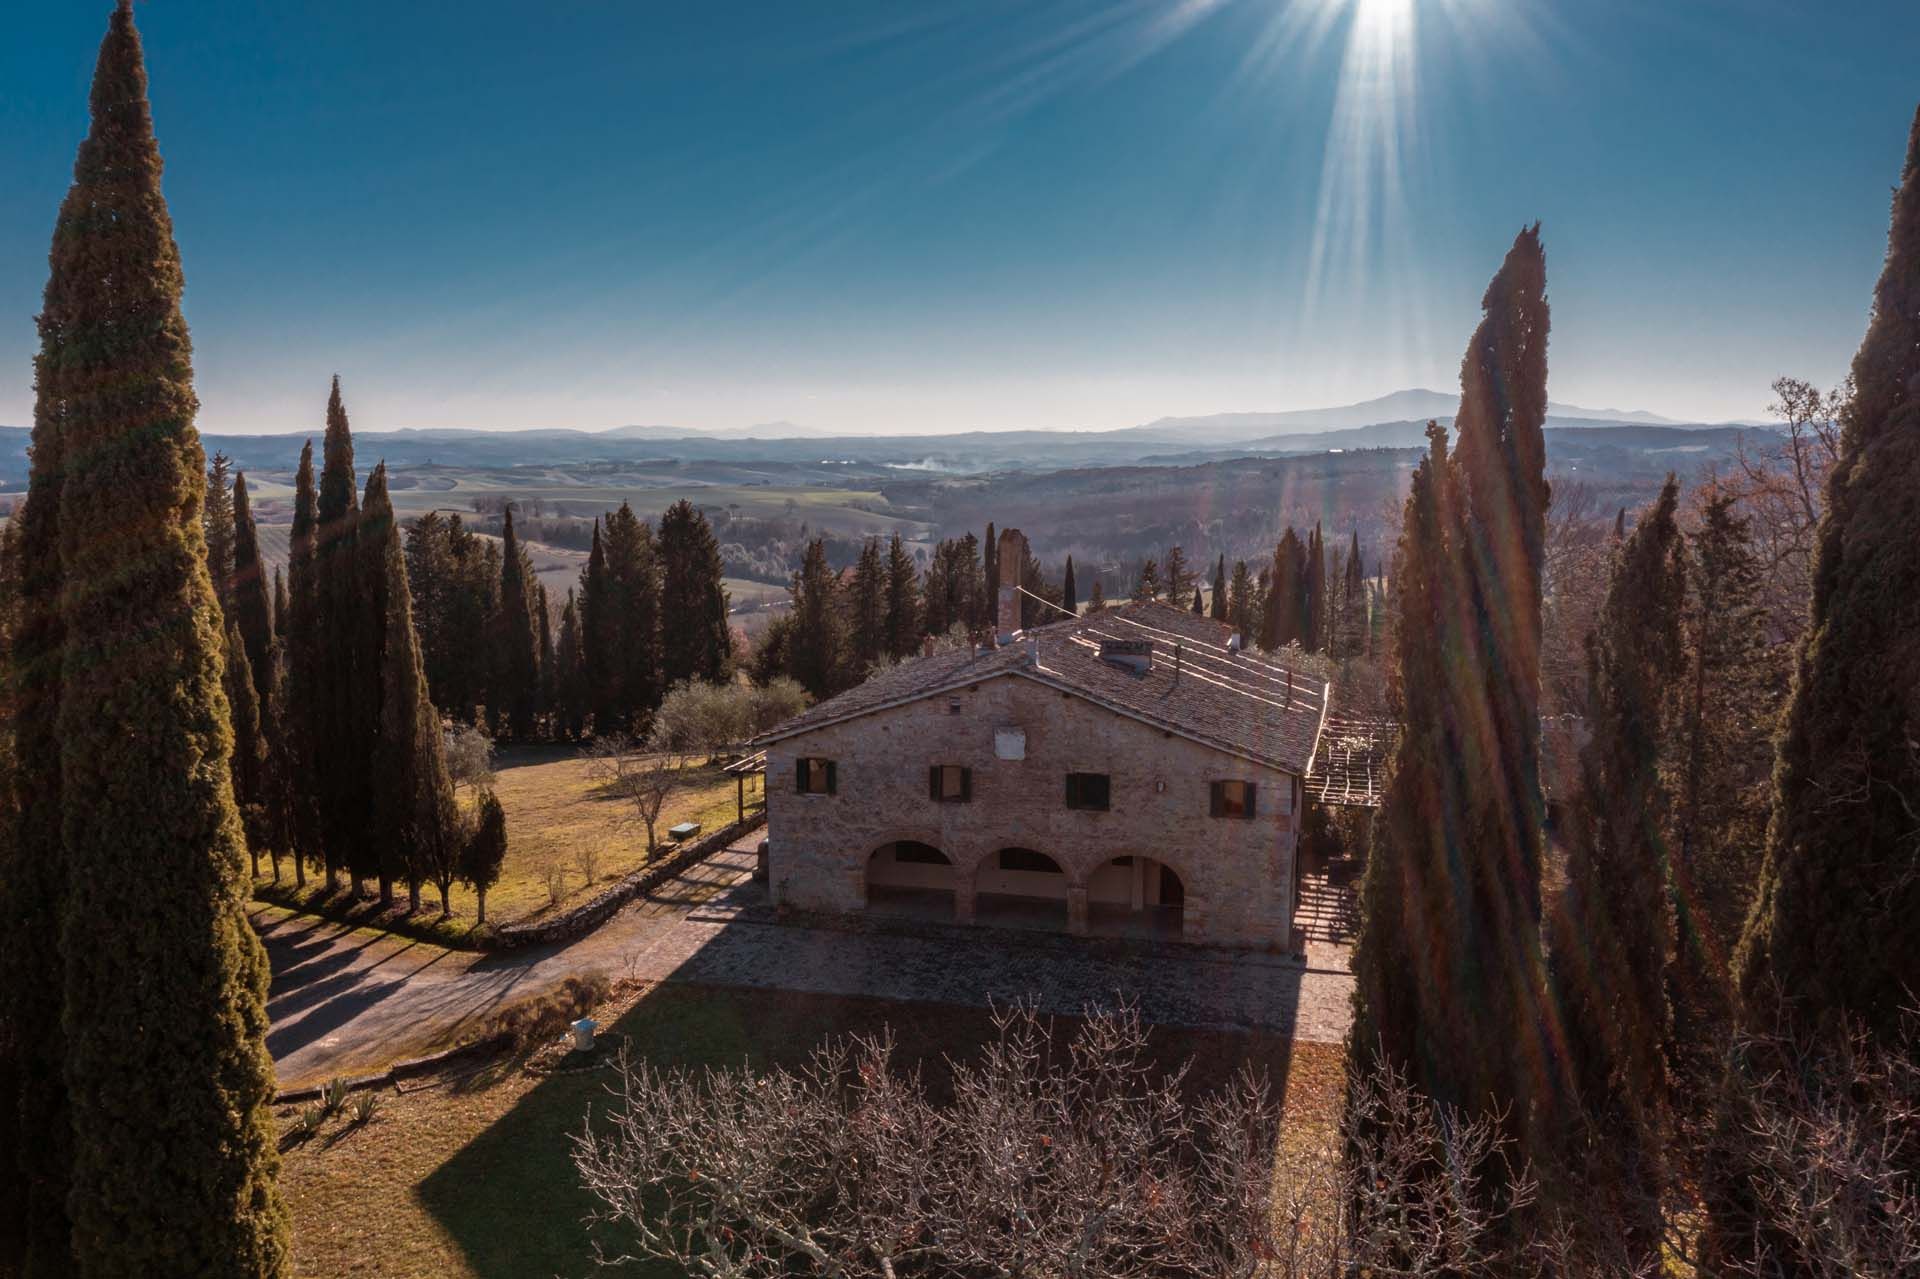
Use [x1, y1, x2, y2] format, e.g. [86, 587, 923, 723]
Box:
[204, 449, 235, 610]
[47, 5, 290, 1269]
[1209, 554, 1226, 621]
[788, 538, 846, 698]
[982, 521, 999, 632]
[4, 186, 76, 1279]
[462, 789, 508, 925]
[230, 472, 275, 708]
[282, 441, 322, 882]
[1737, 107, 1920, 1039]
[1304, 523, 1327, 651]
[1546, 478, 1684, 1255]
[365, 466, 458, 917]
[554, 589, 586, 739]
[536, 582, 554, 732]
[883, 533, 919, 659]
[1061, 555, 1078, 616]
[313, 380, 369, 890]
[603, 503, 660, 732]
[1191, 585, 1203, 614]
[847, 535, 885, 671]
[1132, 558, 1161, 602]
[657, 498, 731, 686]
[223, 619, 270, 879]
[272, 567, 287, 642]
[1351, 226, 1552, 1150]
[1262, 529, 1306, 649]
[0, 521, 23, 1272]
[494, 506, 537, 739]
[580, 519, 616, 734]
[1086, 576, 1107, 613]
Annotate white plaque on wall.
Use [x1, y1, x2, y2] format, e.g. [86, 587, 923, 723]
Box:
[994, 727, 1026, 760]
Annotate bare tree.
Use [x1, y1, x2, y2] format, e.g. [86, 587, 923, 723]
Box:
[1540, 475, 1615, 719]
[444, 720, 496, 795]
[1722, 376, 1847, 642]
[572, 1004, 1582, 1278]
[586, 735, 680, 859]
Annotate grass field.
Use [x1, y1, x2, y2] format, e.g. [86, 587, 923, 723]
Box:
[252, 745, 760, 940]
[276, 983, 1342, 1279]
[480, 746, 757, 924]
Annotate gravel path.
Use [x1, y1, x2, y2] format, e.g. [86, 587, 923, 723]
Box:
[261, 839, 1353, 1087]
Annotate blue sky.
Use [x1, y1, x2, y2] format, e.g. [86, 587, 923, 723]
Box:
[2, 0, 1915, 434]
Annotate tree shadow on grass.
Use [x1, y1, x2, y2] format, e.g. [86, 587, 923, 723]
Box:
[415, 981, 1298, 1279]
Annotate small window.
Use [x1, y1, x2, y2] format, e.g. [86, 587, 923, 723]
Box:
[1065, 772, 1111, 812]
[1210, 780, 1257, 819]
[928, 764, 972, 803]
[796, 757, 836, 795]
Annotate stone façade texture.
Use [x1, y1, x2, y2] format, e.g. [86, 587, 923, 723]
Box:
[765, 671, 1301, 950]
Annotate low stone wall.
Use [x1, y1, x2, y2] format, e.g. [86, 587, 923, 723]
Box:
[492, 810, 766, 950]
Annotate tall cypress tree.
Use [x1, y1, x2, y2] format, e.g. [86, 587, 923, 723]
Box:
[1209, 554, 1226, 621]
[1262, 529, 1307, 649]
[230, 472, 275, 708]
[1546, 478, 1684, 1256]
[224, 619, 269, 878]
[1737, 108, 1920, 1039]
[981, 521, 998, 633]
[204, 449, 235, 611]
[554, 589, 586, 739]
[883, 533, 920, 659]
[283, 440, 323, 882]
[580, 519, 616, 734]
[272, 567, 287, 641]
[1304, 524, 1327, 651]
[313, 380, 370, 890]
[364, 466, 458, 917]
[1351, 226, 1552, 1148]
[657, 498, 731, 686]
[788, 538, 847, 699]
[44, 5, 289, 1270]
[494, 506, 537, 739]
[847, 535, 885, 672]
[536, 582, 554, 731]
[603, 503, 660, 732]
[1061, 555, 1078, 616]
[1227, 559, 1254, 640]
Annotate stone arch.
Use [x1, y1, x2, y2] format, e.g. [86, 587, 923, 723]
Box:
[970, 844, 1072, 932]
[1082, 849, 1196, 941]
[863, 829, 959, 920]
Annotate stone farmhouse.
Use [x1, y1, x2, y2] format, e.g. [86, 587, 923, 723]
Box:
[755, 530, 1332, 951]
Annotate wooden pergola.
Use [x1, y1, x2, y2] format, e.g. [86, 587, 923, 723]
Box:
[1303, 716, 1399, 808]
[723, 750, 767, 823]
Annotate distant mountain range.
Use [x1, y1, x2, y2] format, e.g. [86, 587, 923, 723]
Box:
[0, 389, 1774, 488]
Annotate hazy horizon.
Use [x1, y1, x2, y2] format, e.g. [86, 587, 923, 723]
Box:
[7, 1, 1916, 435]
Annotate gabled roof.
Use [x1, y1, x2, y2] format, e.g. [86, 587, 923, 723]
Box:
[753, 601, 1330, 776]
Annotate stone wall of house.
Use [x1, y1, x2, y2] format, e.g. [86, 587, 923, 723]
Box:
[764, 670, 1300, 950]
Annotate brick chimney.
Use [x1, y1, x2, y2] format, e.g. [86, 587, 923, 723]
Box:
[995, 526, 1028, 646]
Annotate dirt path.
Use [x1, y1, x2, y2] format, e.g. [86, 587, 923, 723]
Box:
[262, 839, 1354, 1088]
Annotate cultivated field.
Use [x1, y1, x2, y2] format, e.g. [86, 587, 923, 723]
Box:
[275, 983, 1343, 1279]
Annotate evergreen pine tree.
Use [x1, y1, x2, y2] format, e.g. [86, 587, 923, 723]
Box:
[847, 536, 886, 671]
[204, 449, 235, 610]
[1228, 560, 1254, 640]
[48, 6, 290, 1267]
[1133, 558, 1161, 602]
[1191, 586, 1203, 614]
[494, 506, 538, 739]
[1210, 554, 1227, 620]
[883, 533, 920, 659]
[657, 499, 731, 687]
[788, 538, 846, 698]
[1062, 555, 1078, 616]
[364, 466, 458, 916]
[1163, 545, 1193, 605]
[1737, 108, 1920, 1039]
[1086, 576, 1107, 613]
[1546, 478, 1685, 1255]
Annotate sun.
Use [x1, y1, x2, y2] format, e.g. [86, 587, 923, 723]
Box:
[1352, 0, 1417, 43]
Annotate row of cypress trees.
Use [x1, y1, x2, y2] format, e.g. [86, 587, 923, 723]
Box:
[0, 4, 289, 1271]
[1349, 107, 1920, 1271]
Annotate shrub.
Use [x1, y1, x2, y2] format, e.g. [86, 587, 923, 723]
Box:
[481, 973, 612, 1051]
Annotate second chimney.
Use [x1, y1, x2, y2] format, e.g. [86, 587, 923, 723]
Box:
[995, 526, 1029, 646]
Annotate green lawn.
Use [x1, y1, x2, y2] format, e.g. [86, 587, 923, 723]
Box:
[276, 983, 1336, 1279]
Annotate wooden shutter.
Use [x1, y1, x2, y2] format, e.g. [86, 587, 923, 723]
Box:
[960, 767, 972, 802]
[796, 757, 807, 793]
[825, 761, 838, 795]
[1243, 782, 1257, 817]
[930, 765, 942, 800]
[1210, 781, 1224, 817]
